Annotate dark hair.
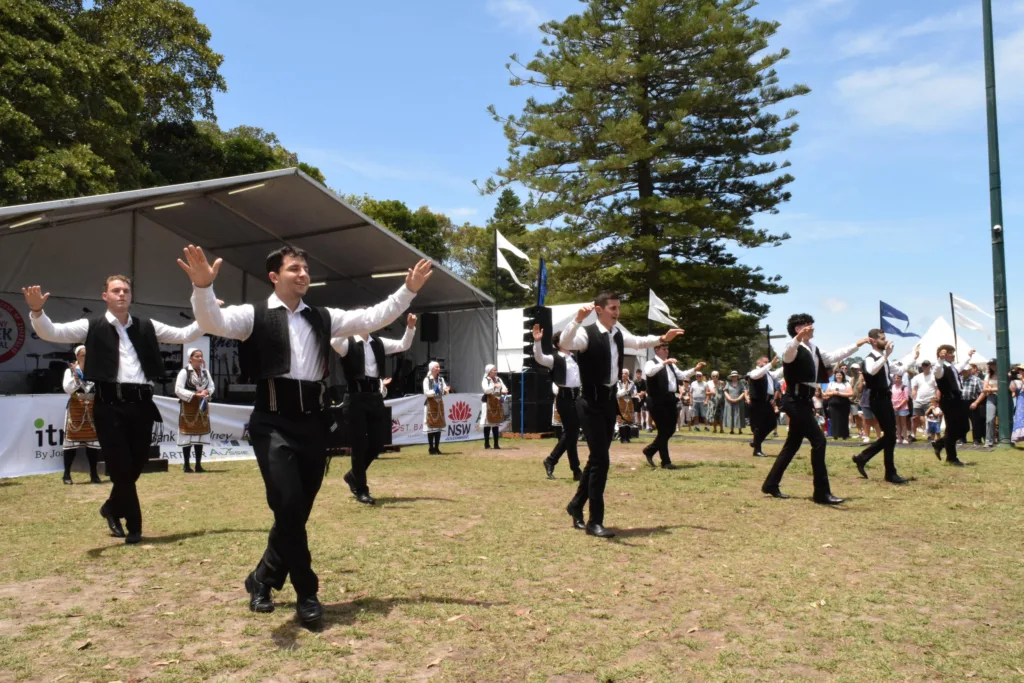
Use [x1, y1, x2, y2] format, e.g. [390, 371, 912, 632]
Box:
[867, 328, 884, 340]
[834, 370, 846, 382]
[936, 344, 956, 356]
[551, 331, 561, 348]
[787, 313, 814, 338]
[266, 246, 309, 275]
[594, 291, 620, 308]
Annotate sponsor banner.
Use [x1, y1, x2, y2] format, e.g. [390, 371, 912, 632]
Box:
[386, 393, 510, 445]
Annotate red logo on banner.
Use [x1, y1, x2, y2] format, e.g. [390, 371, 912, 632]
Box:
[448, 401, 472, 422]
[0, 299, 26, 365]
[392, 418, 401, 434]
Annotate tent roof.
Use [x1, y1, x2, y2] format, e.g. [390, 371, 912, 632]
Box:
[897, 317, 988, 367]
[0, 168, 492, 312]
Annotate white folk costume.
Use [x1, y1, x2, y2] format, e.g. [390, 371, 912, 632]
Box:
[61, 347, 102, 484]
[616, 378, 637, 443]
[423, 363, 448, 454]
[175, 352, 214, 472]
[480, 365, 507, 449]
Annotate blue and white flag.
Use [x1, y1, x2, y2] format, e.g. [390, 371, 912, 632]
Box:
[879, 301, 920, 338]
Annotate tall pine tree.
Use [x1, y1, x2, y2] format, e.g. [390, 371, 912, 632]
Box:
[482, 0, 804, 367]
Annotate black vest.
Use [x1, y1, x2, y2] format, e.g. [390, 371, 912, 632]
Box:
[241, 301, 332, 380]
[340, 336, 386, 383]
[578, 324, 624, 388]
[862, 352, 891, 396]
[746, 373, 771, 402]
[935, 362, 962, 402]
[646, 364, 675, 401]
[84, 314, 163, 383]
[551, 352, 580, 387]
[782, 344, 830, 386]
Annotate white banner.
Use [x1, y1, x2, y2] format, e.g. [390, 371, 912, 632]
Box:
[0, 392, 505, 478]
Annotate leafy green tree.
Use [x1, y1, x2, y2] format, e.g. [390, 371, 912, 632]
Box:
[344, 195, 452, 263]
[482, 0, 805, 358]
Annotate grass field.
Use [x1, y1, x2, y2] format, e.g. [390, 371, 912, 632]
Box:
[0, 433, 1023, 682]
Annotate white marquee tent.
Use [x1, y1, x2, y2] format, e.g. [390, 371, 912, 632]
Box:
[0, 169, 494, 396]
[897, 317, 989, 368]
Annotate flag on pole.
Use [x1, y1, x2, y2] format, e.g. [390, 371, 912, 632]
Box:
[495, 228, 531, 290]
[951, 294, 994, 341]
[879, 300, 920, 338]
[536, 258, 548, 306]
[648, 289, 678, 327]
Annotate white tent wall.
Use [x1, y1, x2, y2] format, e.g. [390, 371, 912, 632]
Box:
[898, 317, 989, 368]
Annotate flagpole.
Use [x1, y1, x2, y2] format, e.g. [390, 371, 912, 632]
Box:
[949, 292, 959, 363]
[878, 301, 882, 330]
[493, 226, 500, 365]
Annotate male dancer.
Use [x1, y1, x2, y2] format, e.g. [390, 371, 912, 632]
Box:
[332, 313, 416, 505]
[179, 245, 431, 629]
[761, 314, 870, 504]
[23, 276, 202, 543]
[852, 329, 911, 484]
[642, 344, 704, 469]
[558, 293, 682, 538]
[532, 325, 582, 481]
[746, 355, 782, 457]
[932, 344, 975, 466]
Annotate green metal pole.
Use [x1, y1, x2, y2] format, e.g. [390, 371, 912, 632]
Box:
[981, 0, 1012, 444]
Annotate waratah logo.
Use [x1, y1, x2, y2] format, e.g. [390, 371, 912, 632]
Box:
[391, 418, 401, 434]
[448, 401, 472, 422]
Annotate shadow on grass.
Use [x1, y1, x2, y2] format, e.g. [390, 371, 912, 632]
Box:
[270, 594, 509, 650]
[373, 496, 456, 505]
[610, 523, 722, 546]
[0, 479, 22, 487]
[87, 528, 265, 557]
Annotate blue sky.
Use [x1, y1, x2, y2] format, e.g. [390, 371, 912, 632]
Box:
[190, 0, 1023, 360]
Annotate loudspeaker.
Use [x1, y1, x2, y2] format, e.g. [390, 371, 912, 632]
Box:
[511, 401, 554, 433]
[420, 312, 439, 343]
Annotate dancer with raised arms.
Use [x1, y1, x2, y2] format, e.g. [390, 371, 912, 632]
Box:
[178, 244, 431, 630]
[643, 344, 704, 469]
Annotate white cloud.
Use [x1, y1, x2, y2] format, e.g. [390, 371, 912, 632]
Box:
[429, 207, 479, 219]
[296, 147, 472, 191]
[779, 0, 852, 33]
[823, 297, 849, 313]
[487, 0, 543, 32]
[837, 5, 980, 57]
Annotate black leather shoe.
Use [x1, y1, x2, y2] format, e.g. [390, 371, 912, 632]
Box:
[343, 471, 359, 495]
[813, 494, 845, 505]
[572, 470, 582, 482]
[643, 449, 656, 467]
[661, 462, 678, 470]
[749, 440, 755, 448]
[99, 504, 125, 538]
[90, 474, 102, 484]
[194, 464, 205, 473]
[493, 443, 500, 449]
[183, 464, 193, 473]
[124, 531, 142, 544]
[484, 442, 491, 449]
[947, 459, 965, 467]
[884, 474, 911, 484]
[244, 573, 275, 614]
[566, 503, 585, 530]
[355, 492, 375, 505]
[852, 455, 868, 479]
[62, 474, 73, 485]
[544, 460, 555, 479]
[296, 594, 324, 629]
[585, 523, 615, 538]
[761, 486, 789, 499]
[752, 451, 768, 458]
[932, 441, 944, 460]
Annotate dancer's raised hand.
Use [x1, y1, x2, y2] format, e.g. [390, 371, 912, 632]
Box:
[21, 286, 50, 312]
[406, 259, 433, 293]
[177, 245, 222, 288]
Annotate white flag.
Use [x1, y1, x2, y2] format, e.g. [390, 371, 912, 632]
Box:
[496, 248, 530, 290]
[951, 294, 994, 319]
[648, 289, 678, 326]
[496, 229, 531, 264]
[954, 310, 993, 342]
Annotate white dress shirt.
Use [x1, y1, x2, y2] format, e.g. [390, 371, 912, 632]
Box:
[933, 357, 971, 391]
[864, 350, 892, 385]
[748, 364, 784, 395]
[31, 309, 202, 384]
[781, 337, 860, 391]
[191, 284, 415, 382]
[533, 341, 581, 388]
[330, 325, 415, 378]
[559, 318, 661, 386]
[643, 359, 697, 393]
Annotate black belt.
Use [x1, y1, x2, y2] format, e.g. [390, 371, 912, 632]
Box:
[786, 384, 817, 400]
[581, 384, 615, 402]
[348, 377, 381, 393]
[557, 386, 581, 399]
[95, 382, 153, 404]
[256, 378, 326, 415]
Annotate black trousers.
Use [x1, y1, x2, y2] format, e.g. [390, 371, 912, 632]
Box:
[750, 401, 776, 452]
[249, 410, 329, 598]
[547, 392, 581, 472]
[763, 394, 832, 497]
[858, 394, 898, 476]
[645, 397, 678, 464]
[569, 390, 616, 526]
[968, 400, 986, 444]
[345, 392, 388, 495]
[93, 400, 155, 535]
[939, 399, 968, 462]
[829, 399, 851, 438]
